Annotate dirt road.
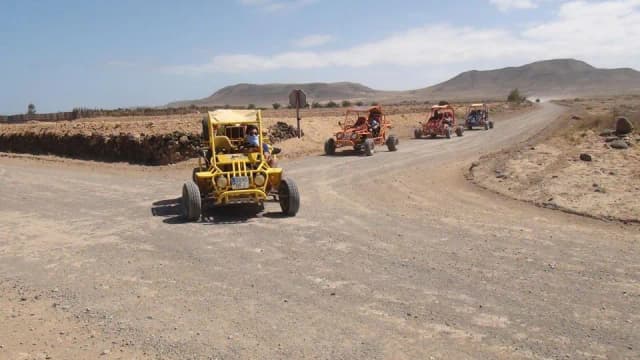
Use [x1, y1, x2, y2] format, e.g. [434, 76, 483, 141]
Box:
[1, 104, 638, 359]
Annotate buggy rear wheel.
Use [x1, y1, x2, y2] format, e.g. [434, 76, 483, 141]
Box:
[201, 118, 210, 140]
[484, 122, 489, 130]
[489, 121, 494, 129]
[279, 178, 300, 216]
[456, 126, 464, 137]
[386, 135, 398, 151]
[414, 128, 422, 139]
[445, 127, 452, 139]
[363, 138, 375, 156]
[324, 138, 336, 155]
[181, 181, 202, 222]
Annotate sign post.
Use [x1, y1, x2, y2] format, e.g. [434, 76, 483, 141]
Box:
[289, 89, 307, 138]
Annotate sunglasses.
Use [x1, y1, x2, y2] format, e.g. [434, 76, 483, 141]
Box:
[249, 131, 258, 135]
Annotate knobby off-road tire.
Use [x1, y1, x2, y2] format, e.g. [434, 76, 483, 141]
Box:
[364, 138, 375, 156]
[489, 121, 494, 129]
[414, 128, 422, 139]
[279, 178, 300, 216]
[324, 138, 336, 155]
[484, 122, 489, 130]
[386, 135, 398, 151]
[181, 181, 202, 222]
[456, 126, 464, 137]
[445, 127, 452, 139]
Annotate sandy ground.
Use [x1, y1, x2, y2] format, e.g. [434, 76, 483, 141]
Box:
[471, 97, 640, 222]
[1, 103, 639, 359]
[0, 280, 149, 359]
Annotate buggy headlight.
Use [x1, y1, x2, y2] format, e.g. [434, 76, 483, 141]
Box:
[351, 133, 358, 140]
[254, 173, 266, 187]
[215, 176, 228, 189]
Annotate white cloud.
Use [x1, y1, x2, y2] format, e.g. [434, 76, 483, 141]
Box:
[490, 0, 539, 11]
[167, 0, 640, 75]
[239, 0, 316, 12]
[292, 34, 333, 48]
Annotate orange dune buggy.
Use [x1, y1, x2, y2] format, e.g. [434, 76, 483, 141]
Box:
[324, 105, 398, 156]
[414, 105, 464, 139]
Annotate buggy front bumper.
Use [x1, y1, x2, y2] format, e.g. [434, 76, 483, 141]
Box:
[213, 188, 269, 205]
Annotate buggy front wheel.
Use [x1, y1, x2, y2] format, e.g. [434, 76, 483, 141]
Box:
[363, 138, 375, 156]
[324, 138, 336, 155]
[181, 181, 202, 222]
[386, 135, 398, 151]
[279, 178, 300, 216]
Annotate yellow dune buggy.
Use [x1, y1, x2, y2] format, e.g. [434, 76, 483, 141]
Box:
[181, 109, 300, 221]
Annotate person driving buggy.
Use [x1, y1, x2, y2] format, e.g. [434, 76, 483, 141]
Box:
[368, 110, 381, 136]
[245, 125, 279, 166]
[244, 125, 260, 148]
[443, 112, 453, 125]
[429, 110, 440, 123]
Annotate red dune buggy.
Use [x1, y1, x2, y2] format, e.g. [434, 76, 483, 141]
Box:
[414, 105, 464, 139]
[324, 105, 398, 156]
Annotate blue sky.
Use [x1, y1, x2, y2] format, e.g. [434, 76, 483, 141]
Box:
[1, 0, 639, 113]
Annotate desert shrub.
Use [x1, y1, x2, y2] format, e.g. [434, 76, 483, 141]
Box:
[438, 100, 449, 106]
[326, 101, 339, 108]
[507, 89, 526, 103]
[311, 101, 322, 108]
[355, 101, 364, 106]
[341, 100, 352, 107]
[247, 104, 256, 109]
[272, 103, 281, 110]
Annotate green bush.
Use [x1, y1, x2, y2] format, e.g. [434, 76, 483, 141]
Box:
[342, 100, 352, 107]
[272, 103, 281, 110]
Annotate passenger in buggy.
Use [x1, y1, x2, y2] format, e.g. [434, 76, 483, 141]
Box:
[354, 116, 367, 128]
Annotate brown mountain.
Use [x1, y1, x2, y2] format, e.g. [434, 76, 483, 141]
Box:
[414, 59, 640, 100]
[167, 59, 640, 106]
[167, 82, 382, 107]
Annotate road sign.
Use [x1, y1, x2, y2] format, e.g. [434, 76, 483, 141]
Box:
[289, 89, 307, 138]
[289, 89, 307, 108]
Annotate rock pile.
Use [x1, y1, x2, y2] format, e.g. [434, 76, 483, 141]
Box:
[268, 122, 302, 143]
[599, 117, 635, 150]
